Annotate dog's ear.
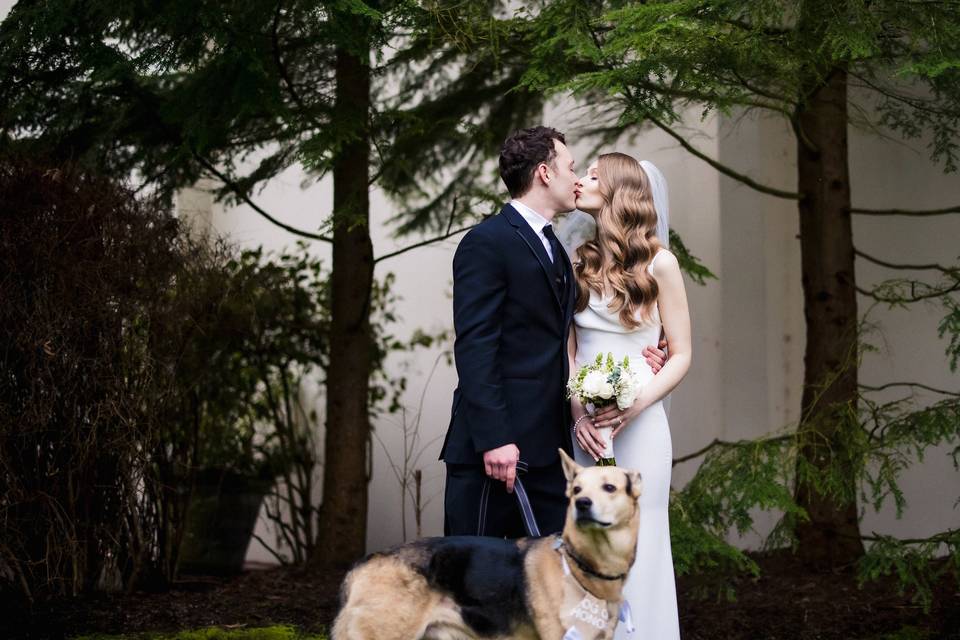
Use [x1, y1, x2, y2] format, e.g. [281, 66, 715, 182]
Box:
[559, 448, 581, 482]
[624, 469, 642, 499]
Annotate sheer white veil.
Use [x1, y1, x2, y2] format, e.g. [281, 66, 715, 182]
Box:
[639, 160, 670, 249]
[555, 158, 670, 253]
[639, 159, 671, 416]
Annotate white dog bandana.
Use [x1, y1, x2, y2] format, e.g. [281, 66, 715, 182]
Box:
[555, 541, 634, 640]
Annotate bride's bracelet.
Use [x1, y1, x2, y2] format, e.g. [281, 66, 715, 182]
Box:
[572, 414, 591, 436]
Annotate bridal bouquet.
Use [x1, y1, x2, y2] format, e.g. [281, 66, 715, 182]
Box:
[567, 353, 641, 466]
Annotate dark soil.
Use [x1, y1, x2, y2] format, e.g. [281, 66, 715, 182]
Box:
[2, 551, 957, 639]
[675, 551, 959, 640]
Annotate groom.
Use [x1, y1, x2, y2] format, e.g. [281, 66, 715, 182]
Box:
[440, 126, 580, 537]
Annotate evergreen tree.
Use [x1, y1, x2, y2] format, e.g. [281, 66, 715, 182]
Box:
[515, 0, 960, 570]
[0, 0, 543, 569]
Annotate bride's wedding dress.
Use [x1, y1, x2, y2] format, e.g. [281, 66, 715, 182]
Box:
[573, 249, 681, 640]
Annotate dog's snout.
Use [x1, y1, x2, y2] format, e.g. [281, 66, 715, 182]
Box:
[575, 497, 592, 511]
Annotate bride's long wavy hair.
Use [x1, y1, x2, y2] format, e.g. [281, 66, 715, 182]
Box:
[574, 152, 661, 329]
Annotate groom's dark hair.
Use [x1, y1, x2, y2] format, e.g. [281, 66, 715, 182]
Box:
[499, 126, 566, 198]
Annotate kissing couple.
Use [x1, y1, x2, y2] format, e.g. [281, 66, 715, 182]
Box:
[439, 126, 691, 639]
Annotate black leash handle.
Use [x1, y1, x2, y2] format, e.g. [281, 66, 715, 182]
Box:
[476, 460, 541, 538]
[512, 461, 541, 537]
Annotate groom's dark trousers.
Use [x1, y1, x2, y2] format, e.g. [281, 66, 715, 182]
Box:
[440, 203, 577, 538]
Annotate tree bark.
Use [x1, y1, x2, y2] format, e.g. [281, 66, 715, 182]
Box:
[793, 67, 865, 568]
[312, 34, 374, 568]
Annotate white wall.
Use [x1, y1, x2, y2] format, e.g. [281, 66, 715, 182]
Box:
[182, 96, 960, 564]
[712, 106, 960, 547]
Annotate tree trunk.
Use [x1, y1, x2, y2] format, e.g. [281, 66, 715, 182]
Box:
[793, 67, 865, 569]
[312, 36, 374, 568]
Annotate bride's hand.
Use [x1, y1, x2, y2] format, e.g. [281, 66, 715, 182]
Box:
[594, 402, 646, 438]
[574, 416, 607, 461]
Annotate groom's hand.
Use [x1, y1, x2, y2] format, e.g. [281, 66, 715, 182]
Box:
[483, 443, 520, 493]
[643, 339, 668, 373]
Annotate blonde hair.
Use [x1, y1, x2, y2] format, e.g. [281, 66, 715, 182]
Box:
[574, 152, 661, 328]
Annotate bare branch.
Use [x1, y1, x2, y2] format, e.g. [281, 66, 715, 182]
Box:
[251, 531, 290, 566]
[860, 382, 960, 397]
[852, 205, 960, 216]
[672, 434, 794, 466]
[193, 154, 333, 242]
[647, 115, 803, 200]
[374, 225, 474, 264]
[855, 248, 959, 275]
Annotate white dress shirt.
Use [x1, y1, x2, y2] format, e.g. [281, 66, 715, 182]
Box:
[509, 199, 555, 262]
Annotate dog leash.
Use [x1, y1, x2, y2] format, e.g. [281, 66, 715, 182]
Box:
[512, 461, 541, 537]
[476, 460, 541, 538]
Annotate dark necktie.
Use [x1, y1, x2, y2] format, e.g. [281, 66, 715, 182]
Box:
[542, 224, 566, 297]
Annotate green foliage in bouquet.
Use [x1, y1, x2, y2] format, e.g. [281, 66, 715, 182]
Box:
[567, 352, 639, 411]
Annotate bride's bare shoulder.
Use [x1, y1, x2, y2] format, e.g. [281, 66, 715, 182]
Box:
[649, 249, 679, 274]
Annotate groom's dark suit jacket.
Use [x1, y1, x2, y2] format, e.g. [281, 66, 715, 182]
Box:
[440, 203, 577, 468]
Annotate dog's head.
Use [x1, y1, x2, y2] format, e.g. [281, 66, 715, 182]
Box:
[559, 449, 641, 531]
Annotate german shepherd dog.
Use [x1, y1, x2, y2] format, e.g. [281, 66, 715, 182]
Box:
[332, 449, 642, 639]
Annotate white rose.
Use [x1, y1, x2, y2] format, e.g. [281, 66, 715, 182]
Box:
[581, 371, 609, 398]
[597, 380, 615, 400]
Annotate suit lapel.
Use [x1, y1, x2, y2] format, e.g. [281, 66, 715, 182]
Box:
[561, 247, 577, 324]
[502, 204, 562, 310]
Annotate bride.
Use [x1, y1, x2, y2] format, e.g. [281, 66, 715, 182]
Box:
[567, 153, 690, 640]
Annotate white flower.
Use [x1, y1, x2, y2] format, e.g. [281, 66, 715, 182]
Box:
[582, 370, 614, 400]
[597, 381, 615, 400]
[616, 371, 641, 409]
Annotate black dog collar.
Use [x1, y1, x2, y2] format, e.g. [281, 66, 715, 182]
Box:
[556, 536, 627, 582]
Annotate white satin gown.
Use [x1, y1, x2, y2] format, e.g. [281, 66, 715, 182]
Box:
[572, 250, 681, 640]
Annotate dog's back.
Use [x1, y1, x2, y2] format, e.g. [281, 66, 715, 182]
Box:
[332, 536, 538, 640]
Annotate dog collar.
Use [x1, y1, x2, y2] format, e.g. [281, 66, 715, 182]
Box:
[555, 536, 627, 582]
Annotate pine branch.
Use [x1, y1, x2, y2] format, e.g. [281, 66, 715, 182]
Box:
[646, 115, 803, 201]
[193, 154, 333, 242]
[580, 20, 801, 203]
[861, 527, 960, 545]
[271, 3, 326, 133]
[856, 280, 960, 303]
[847, 69, 960, 119]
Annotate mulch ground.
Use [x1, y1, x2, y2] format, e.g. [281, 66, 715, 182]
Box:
[3, 550, 958, 639]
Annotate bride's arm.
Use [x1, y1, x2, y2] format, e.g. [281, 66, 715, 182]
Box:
[601, 251, 692, 436]
[568, 322, 610, 460]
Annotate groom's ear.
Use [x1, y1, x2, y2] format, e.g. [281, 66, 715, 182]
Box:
[559, 448, 581, 483]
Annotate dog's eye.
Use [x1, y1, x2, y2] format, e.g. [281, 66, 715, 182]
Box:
[573, 486, 582, 494]
[603, 484, 616, 493]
